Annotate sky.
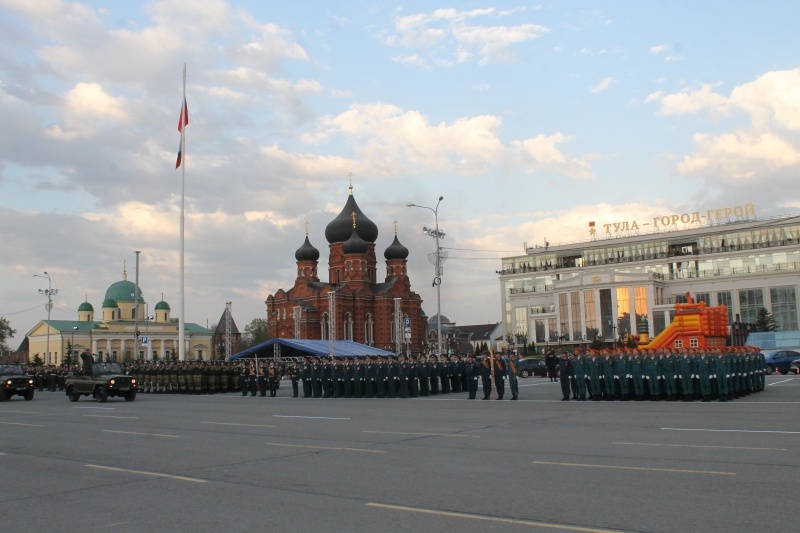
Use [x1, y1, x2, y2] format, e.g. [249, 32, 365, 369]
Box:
[2, 0, 800, 347]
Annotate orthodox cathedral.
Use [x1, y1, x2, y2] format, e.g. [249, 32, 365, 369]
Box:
[266, 183, 426, 353]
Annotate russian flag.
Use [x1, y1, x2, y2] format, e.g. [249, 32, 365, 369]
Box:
[175, 98, 189, 169]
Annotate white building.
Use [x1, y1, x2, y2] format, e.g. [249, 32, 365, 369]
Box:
[498, 209, 800, 349]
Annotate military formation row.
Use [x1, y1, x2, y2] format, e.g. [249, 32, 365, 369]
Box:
[555, 347, 767, 402]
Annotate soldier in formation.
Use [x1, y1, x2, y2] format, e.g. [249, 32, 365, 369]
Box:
[554, 346, 765, 402]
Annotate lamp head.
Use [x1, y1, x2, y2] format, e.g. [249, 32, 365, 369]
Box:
[438, 196, 443, 201]
[406, 203, 414, 207]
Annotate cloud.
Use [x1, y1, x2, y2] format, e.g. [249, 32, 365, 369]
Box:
[384, 7, 549, 66]
[307, 103, 594, 179]
[590, 76, 614, 93]
[44, 83, 131, 140]
[649, 68, 800, 184]
[649, 44, 668, 55]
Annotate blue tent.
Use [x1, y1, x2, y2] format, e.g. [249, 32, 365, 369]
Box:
[227, 339, 397, 361]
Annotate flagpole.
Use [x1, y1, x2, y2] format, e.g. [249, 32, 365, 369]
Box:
[179, 62, 186, 362]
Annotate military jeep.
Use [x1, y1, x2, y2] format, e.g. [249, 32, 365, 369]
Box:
[65, 362, 136, 402]
[0, 365, 35, 401]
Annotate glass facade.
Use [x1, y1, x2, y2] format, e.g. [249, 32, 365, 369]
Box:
[570, 291, 581, 340]
[600, 289, 613, 338]
[616, 287, 630, 336]
[770, 286, 798, 330]
[584, 290, 597, 339]
[716, 291, 733, 323]
[738, 289, 764, 324]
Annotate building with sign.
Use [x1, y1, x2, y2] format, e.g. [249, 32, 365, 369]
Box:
[498, 211, 800, 349]
[265, 183, 426, 354]
[26, 269, 213, 364]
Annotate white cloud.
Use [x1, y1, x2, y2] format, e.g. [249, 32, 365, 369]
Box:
[384, 8, 549, 66]
[650, 69, 800, 184]
[590, 76, 614, 93]
[649, 44, 668, 55]
[45, 82, 131, 140]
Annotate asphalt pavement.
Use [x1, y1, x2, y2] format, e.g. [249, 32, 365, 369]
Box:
[1, 374, 798, 533]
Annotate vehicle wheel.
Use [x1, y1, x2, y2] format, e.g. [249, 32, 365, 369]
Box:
[520, 370, 530, 378]
[766, 365, 774, 375]
[68, 387, 80, 402]
[24, 389, 34, 401]
[95, 385, 109, 403]
[0, 390, 6, 402]
[124, 390, 136, 402]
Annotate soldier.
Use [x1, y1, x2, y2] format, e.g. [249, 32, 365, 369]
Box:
[387, 356, 397, 398]
[558, 352, 572, 400]
[506, 352, 519, 400]
[545, 350, 558, 382]
[375, 356, 387, 398]
[266, 361, 278, 397]
[586, 351, 603, 401]
[480, 354, 492, 400]
[696, 350, 712, 401]
[644, 349, 661, 400]
[601, 351, 615, 400]
[613, 351, 629, 401]
[311, 357, 322, 398]
[409, 356, 419, 398]
[677, 349, 694, 401]
[571, 351, 587, 401]
[465, 354, 479, 399]
[449, 356, 461, 393]
[240, 362, 250, 396]
[344, 357, 355, 398]
[288, 360, 300, 397]
[397, 355, 409, 398]
[440, 356, 450, 394]
[428, 355, 440, 395]
[493, 352, 506, 400]
[418, 355, 430, 397]
[364, 357, 375, 399]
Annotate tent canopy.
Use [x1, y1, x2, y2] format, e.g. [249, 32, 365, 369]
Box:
[227, 339, 397, 361]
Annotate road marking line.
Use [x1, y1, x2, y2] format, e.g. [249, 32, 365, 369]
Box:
[767, 378, 795, 386]
[201, 421, 276, 428]
[363, 430, 478, 438]
[366, 503, 624, 532]
[0, 452, 6, 455]
[266, 442, 384, 454]
[272, 415, 350, 420]
[613, 442, 786, 451]
[73, 406, 116, 410]
[86, 464, 205, 483]
[662, 427, 800, 435]
[85, 415, 139, 419]
[532, 461, 735, 476]
[102, 430, 178, 438]
[0, 421, 44, 427]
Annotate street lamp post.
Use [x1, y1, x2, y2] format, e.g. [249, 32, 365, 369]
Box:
[70, 326, 78, 365]
[34, 272, 58, 366]
[406, 196, 445, 356]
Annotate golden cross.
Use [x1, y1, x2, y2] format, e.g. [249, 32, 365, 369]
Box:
[351, 211, 357, 228]
[393, 220, 398, 234]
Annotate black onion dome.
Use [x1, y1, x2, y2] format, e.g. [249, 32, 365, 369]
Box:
[342, 227, 369, 254]
[295, 235, 320, 261]
[384, 235, 409, 260]
[325, 193, 379, 244]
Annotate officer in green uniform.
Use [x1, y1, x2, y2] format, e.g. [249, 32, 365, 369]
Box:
[506, 352, 519, 400]
[571, 350, 587, 401]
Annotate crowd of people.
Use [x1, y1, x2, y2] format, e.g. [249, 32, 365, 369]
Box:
[550, 346, 766, 402]
[13, 345, 768, 404]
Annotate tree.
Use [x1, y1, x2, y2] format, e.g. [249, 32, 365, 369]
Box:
[754, 307, 778, 332]
[0, 317, 16, 351]
[242, 318, 270, 349]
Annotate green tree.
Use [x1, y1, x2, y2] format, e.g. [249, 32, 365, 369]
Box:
[242, 318, 270, 349]
[0, 317, 16, 351]
[31, 354, 43, 366]
[755, 307, 779, 332]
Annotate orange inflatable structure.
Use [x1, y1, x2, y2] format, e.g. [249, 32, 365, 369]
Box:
[639, 294, 729, 350]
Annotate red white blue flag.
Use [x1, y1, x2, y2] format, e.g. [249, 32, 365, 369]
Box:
[175, 98, 189, 169]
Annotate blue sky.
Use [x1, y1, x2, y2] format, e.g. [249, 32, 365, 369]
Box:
[2, 0, 799, 346]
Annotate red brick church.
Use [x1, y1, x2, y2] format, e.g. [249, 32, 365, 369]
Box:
[265, 184, 426, 353]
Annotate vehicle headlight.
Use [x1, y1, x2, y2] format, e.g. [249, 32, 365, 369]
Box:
[131, 379, 136, 384]
[5, 380, 10, 386]
[28, 379, 34, 386]
[110, 379, 115, 386]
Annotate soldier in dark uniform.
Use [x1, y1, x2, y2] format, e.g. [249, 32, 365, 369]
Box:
[558, 352, 572, 400]
[300, 356, 312, 398]
[311, 358, 322, 398]
[429, 355, 439, 395]
[376, 356, 387, 398]
[397, 355, 409, 398]
[506, 352, 519, 400]
[571, 351, 587, 401]
[387, 356, 397, 398]
[409, 356, 419, 398]
[480, 354, 492, 400]
[322, 359, 333, 398]
[493, 353, 506, 400]
[239, 362, 249, 395]
[465, 354, 479, 399]
[257, 361, 267, 397]
[449, 356, 461, 393]
[288, 360, 300, 397]
[545, 350, 558, 382]
[344, 357, 355, 398]
[418, 355, 429, 396]
[364, 357, 375, 398]
[332, 358, 343, 398]
[267, 361, 278, 397]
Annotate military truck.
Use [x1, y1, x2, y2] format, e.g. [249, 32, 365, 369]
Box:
[0, 365, 35, 401]
[65, 362, 136, 402]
